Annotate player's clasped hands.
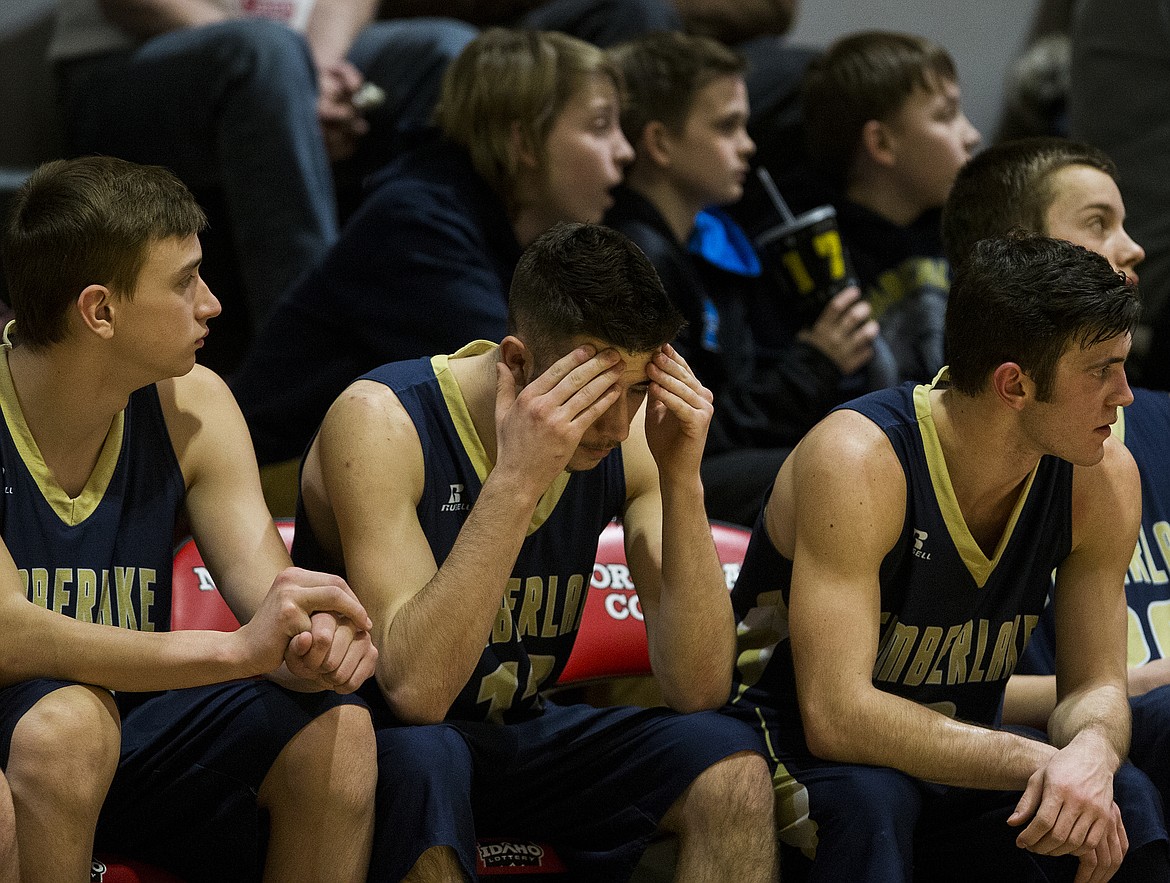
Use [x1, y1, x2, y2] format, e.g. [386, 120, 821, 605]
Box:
[285, 610, 378, 694]
[235, 566, 378, 692]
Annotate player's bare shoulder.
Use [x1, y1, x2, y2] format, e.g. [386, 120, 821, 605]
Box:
[156, 364, 248, 465]
[766, 407, 904, 559]
[1071, 431, 1141, 541]
[788, 408, 903, 500]
[317, 378, 422, 461]
[306, 378, 427, 510]
[158, 362, 234, 415]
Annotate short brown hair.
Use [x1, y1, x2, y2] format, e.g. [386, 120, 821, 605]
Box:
[802, 31, 957, 189]
[508, 223, 683, 357]
[2, 156, 206, 349]
[946, 233, 1136, 399]
[609, 30, 745, 144]
[942, 136, 1117, 268]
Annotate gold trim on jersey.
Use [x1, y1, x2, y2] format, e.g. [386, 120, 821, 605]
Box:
[914, 371, 1038, 588]
[432, 341, 569, 536]
[731, 588, 789, 702]
[0, 322, 124, 526]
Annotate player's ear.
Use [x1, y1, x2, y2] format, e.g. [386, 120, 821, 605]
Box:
[499, 335, 533, 386]
[991, 362, 1030, 410]
[76, 284, 116, 340]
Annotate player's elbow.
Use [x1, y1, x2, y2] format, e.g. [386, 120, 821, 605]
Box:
[377, 672, 451, 725]
[800, 698, 860, 762]
[661, 676, 731, 714]
[655, 659, 725, 715]
[803, 718, 853, 762]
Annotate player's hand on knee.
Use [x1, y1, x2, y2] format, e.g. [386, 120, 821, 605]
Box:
[1073, 803, 1127, 883]
[1009, 739, 1117, 857]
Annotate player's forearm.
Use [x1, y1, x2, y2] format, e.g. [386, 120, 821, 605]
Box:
[803, 687, 1056, 790]
[374, 472, 541, 723]
[0, 604, 257, 691]
[1048, 682, 1130, 764]
[1003, 673, 1059, 730]
[1126, 657, 1170, 696]
[98, 0, 230, 37]
[1007, 667, 1169, 728]
[646, 477, 735, 711]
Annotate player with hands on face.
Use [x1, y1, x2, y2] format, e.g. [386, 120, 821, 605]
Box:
[294, 222, 777, 882]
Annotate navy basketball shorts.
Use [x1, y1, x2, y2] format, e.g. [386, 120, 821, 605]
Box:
[0, 677, 78, 767]
[368, 699, 762, 882]
[1128, 683, 1170, 800]
[734, 703, 1168, 883]
[95, 679, 366, 883]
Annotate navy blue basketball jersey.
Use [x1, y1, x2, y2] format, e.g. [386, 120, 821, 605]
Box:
[0, 341, 185, 632]
[727, 375, 1074, 746]
[1021, 387, 1170, 675]
[294, 342, 627, 722]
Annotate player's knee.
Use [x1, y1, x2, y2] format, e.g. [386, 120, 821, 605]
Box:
[403, 845, 466, 883]
[268, 703, 376, 814]
[7, 686, 120, 811]
[0, 775, 14, 869]
[668, 751, 774, 836]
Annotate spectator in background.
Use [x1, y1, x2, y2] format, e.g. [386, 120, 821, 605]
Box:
[50, 0, 476, 341]
[1069, 0, 1170, 389]
[379, 0, 798, 53]
[380, 0, 680, 47]
[231, 28, 633, 488]
[606, 31, 877, 525]
[994, 0, 1076, 142]
[797, 31, 980, 383]
[383, 0, 817, 182]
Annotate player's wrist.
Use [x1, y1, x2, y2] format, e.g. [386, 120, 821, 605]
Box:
[657, 470, 706, 507]
[220, 626, 274, 680]
[482, 461, 554, 510]
[1065, 728, 1123, 773]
